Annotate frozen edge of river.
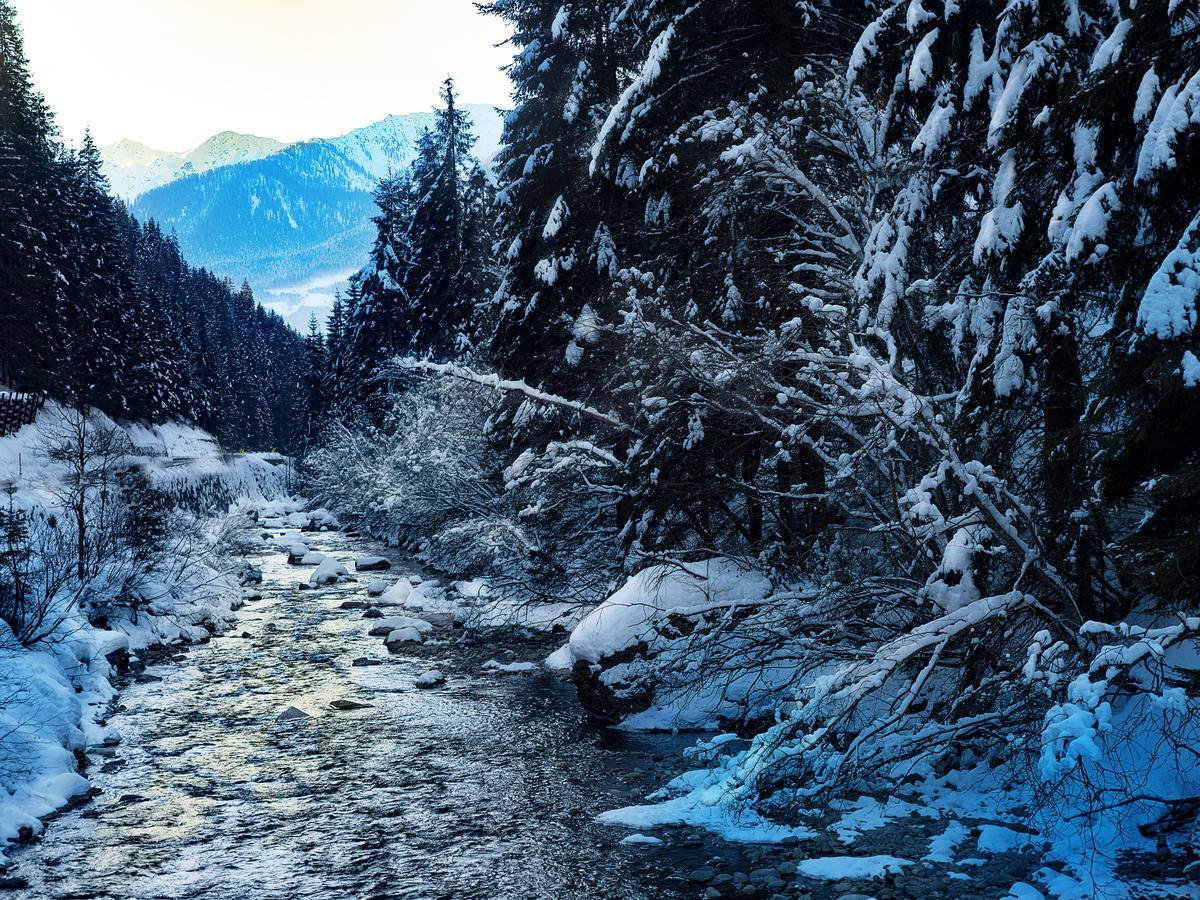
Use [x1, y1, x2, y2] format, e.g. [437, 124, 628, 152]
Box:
[0, 422, 295, 875]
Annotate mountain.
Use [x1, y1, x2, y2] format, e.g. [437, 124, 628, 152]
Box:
[108, 105, 504, 330]
[102, 132, 287, 199]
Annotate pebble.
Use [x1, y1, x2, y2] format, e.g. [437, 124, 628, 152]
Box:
[362, 608, 383, 619]
[351, 657, 381, 667]
[689, 867, 716, 883]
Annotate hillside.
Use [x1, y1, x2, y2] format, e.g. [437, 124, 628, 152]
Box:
[114, 106, 504, 329]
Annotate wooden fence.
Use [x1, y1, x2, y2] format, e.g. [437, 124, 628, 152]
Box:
[0, 391, 46, 437]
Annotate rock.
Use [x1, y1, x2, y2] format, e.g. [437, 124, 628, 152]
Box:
[367, 578, 387, 596]
[240, 631, 252, 639]
[351, 657, 381, 667]
[0, 877, 29, 890]
[689, 867, 716, 883]
[276, 706, 310, 722]
[286, 542, 309, 564]
[368, 616, 434, 637]
[239, 562, 263, 584]
[355, 556, 392, 572]
[385, 627, 424, 651]
[415, 670, 445, 688]
[340, 601, 370, 610]
[242, 590, 263, 601]
[300, 551, 326, 565]
[328, 699, 374, 710]
[362, 607, 383, 619]
[704, 890, 721, 899]
[780, 836, 800, 848]
[309, 558, 349, 586]
[1185, 860, 1200, 883]
[776, 862, 797, 877]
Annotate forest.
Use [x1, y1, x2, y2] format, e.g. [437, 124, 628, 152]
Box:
[2, 0, 1199, 897]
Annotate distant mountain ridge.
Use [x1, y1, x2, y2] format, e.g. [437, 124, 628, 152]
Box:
[101, 105, 505, 330]
[103, 132, 288, 199]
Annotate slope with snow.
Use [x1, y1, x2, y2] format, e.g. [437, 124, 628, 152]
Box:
[106, 106, 504, 330]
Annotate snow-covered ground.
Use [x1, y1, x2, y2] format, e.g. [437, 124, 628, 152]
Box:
[0, 403, 292, 865]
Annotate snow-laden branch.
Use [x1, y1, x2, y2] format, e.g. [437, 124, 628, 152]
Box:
[393, 358, 633, 433]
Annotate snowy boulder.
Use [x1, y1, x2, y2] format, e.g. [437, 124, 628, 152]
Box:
[367, 616, 433, 637]
[374, 579, 412, 607]
[567, 559, 771, 726]
[384, 627, 424, 651]
[367, 578, 387, 597]
[355, 556, 391, 572]
[309, 558, 349, 586]
[300, 551, 326, 566]
[239, 562, 263, 584]
[286, 542, 309, 565]
[415, 670, 446, 688]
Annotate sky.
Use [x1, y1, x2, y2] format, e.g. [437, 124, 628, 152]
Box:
[12, 0, 514, 151]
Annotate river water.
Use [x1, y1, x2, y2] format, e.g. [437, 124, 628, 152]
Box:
[12, 526, 736, 899]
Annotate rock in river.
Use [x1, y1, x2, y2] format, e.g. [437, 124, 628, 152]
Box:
[368, 616, 433, 637]
[356, 556, 392, 572]
[385, 627, 424, 650]
[415, 670, 445, 688]
[329, 699, 374, 711]
[276, 706, 310, 722]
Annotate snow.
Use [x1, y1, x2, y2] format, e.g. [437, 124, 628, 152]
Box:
[1088, 19, 1130, 73]
[795, 855, 914, 880]
[1137, 211, 1200, 339]
[618, 833, 662, 846]
[482, 659, 540, 674]
[925, 819, 970, 862]
[1182, 350, 1200, 387]
[545, 643, 573, 671]
[567, 559, 772, 665]
[308, 558, 349, 585]
[907, 29, 939, 92]
[0, 404, 289, 862]
[543, 195, 568, 240]
[385, 626, 424, 646]
[1135, 70, 1200, 182]
[369, 615, 433, 636]
[590, 22, 676, 176]
[415, 670, 445, 688]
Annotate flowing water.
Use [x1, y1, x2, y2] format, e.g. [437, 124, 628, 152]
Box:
[10, 527, 736, 899]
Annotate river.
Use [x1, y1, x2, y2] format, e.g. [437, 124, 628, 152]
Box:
[10, 524, 741, 899]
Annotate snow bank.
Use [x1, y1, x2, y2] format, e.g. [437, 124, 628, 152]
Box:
[568, 559, 771, 665]
[0, 403, 286, 863]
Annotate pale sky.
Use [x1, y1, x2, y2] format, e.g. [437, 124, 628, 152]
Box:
[12, 0, 514, 151]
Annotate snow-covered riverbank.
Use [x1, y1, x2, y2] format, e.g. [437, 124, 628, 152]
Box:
[0, 406, 292, 871]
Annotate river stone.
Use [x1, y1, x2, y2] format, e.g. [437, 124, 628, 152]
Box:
[385, 627, 424, 650]
[415, 670, 445, 688]
[368, 616, 434, 637]
[689, 867, 716, 883]
[356, 556, 392, 572]
[341, 600, 369, 610]
[777, 862, 797, 876]
[362, 607, 383, 619]
[276, 706, 310, 722]
[329, 699, 374, 710]
[351, 657, 382, 667]
[367, 578, 387, 596]
[0, 877, 29, 890]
